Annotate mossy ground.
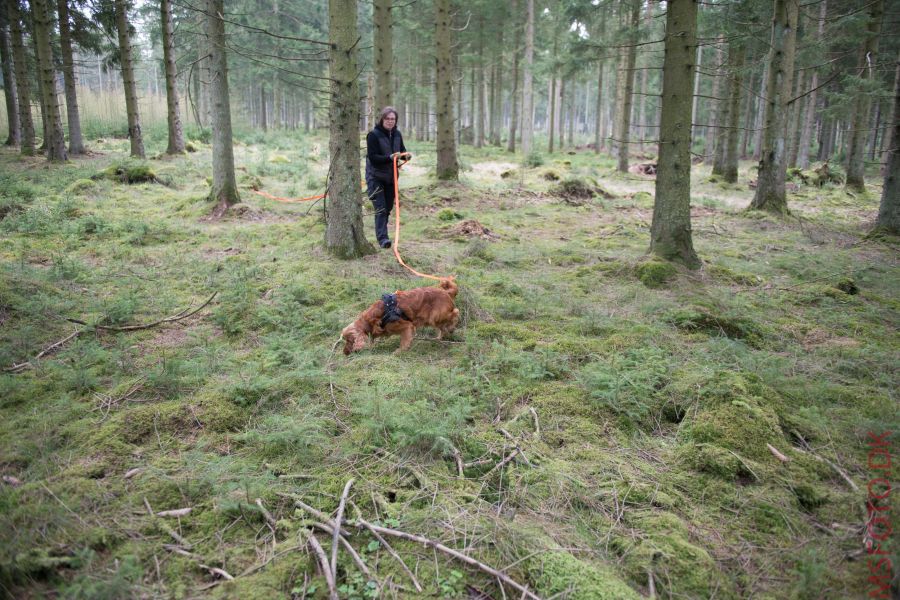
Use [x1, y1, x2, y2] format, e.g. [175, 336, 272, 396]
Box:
[0, 134, 897, 599]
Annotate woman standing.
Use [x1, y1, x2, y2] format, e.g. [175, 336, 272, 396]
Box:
[366, 107, 410, 248]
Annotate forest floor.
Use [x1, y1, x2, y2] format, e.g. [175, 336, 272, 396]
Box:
[0, 131, 898, 600]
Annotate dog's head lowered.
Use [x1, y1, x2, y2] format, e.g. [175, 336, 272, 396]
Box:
[341, 320, 371, 355]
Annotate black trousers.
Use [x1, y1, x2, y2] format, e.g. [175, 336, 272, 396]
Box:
[367, 177, 395, 244]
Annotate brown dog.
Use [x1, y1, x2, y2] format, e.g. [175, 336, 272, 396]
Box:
[342, 278, 460, 355]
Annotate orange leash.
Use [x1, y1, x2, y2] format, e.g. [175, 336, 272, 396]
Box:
[390, 153, 451, 282]
[252, 188, 325, 203]
[252, 180, 367, 203]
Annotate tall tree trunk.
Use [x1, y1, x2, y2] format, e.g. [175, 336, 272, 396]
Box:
[875, 55, 899, 233]
[56, 0, 83, 154]
[161, 0, 184, 154]
[567, 82, 574, 148]
[0, 2, 20, 146]
[786, 70, 804, 168]
[741, 71, 755, 158]
[507, 0, 520, 153]
[594, 61, 604, 153]
[30, 31, 48, 152]
[797, 0, 825, 168]
[520, 0, 534, 155]
[326, 0, 371, 257]
[491, 31, 503, 146]
[752, 63, 767, 159]
[650, 0, 700, 268]
[260, 84, 267, 131]
[881, 51, 900, 171]
[704, 38, 723, 162]
[844, 0, 883, 191]
[8, 0, 33, 155]
[31, 0, 65, 160]
[373, 0, 392, 113]
[617, 0, 639, 172]
[548, 72, 556, 153]
[206, 0, 240, 215]
[475, 17, 484, 148]
[435, 0, 458, 180]
[718, 42, 744, 183]
[114, 0, 144, 158]
[749, 0, 798, 214]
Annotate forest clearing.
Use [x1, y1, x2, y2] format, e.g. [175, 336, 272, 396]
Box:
[1, 0, 899, 597]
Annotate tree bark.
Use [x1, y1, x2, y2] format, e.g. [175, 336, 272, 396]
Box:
[114, 0, 144, 158]
[650, 0, 700, 268]
[844, 0, 883, 191]
[0, 1, 20, 146]
[161, 0, 184, 154]
[56, 0, 83, 154]
[325, 0, 372, 257]
[718, 42, 744, 183]
[520, 0, 534, 155]
[786, 70, 804, 168]
[373, 0, 392, 114]
[548, 72, 556, 153]
[507, 0, 520, 153]
[206, 0, 240, 215]
[7, 0, 32, 155]
[617, 0, 639, 172]
[704, 38, 724, 163]
[435, 0, 458, 180]
[31, 0, 66, 160]
[797, 1, 825, 169]
[875, 55, 900, 233]
[474, 16, 484, 148]
[749, 0, 798, 214]
[260, 84, 267, 131]
[490, 30, 503, 147]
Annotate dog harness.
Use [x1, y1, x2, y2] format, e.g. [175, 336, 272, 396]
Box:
[380, 293, 408, 329]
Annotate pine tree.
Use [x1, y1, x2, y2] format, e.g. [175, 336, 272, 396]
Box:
[56, 0, 84, 154]
[435, 0, 458, 180]
[114, 0, 144, 158]
[0, 2, 21, 146]
[7, 0, 33, 155]
[161, 0, 184, 154]
[325, 0, 372, 257]
[31, 0, 66, 161]
[206, 0, 240, 216]
[649, 0, 700, 268]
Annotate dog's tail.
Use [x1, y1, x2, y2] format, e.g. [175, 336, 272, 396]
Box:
[439, 277, 458, 298]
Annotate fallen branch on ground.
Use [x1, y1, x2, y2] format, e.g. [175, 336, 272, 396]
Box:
[305, 529, 338, 600]
[4, 292, 218, 373]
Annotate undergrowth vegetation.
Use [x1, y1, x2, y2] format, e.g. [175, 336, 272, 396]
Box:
[0, 135, 897, 599]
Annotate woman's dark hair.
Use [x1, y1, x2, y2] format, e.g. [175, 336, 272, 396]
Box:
[377, 106, 399, 127]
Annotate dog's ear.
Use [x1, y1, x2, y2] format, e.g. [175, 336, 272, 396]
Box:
[343, 323, 369, 355]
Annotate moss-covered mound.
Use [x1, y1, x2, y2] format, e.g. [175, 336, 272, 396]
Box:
[527, 551, 642, 600]
[634, 259, 677, 288]
[94, 162, 160, 184]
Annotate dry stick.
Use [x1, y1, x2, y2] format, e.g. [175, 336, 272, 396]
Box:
[499, 429, 533, 467]
[356, 518, 423, 593]
[766, 443, 790, 463]
[144, 497, 192, 548]
[353, 518, 542, 600]
[5, 292, 218, 373]
[255, 498, 277, 530]
[277, 493, 351, 536]
[312, 522, 372, 578]
[529, 408, 540, 438]
[483, 449, 520, 478]
[331, 479, 355, 584]
[5, 330, 81, 372]
[793, 445, 859, 491]
[305, 529, 338, 600]
[156, 507, 193, 518]
[199, 564, 234, 581]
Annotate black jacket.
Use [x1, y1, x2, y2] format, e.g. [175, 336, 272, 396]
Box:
[365, 124, 407, 183]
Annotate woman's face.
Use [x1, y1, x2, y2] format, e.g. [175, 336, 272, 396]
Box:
[382, 113, 397, 131]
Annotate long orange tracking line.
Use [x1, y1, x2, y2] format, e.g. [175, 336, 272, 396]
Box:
[390, 153, 450, 282]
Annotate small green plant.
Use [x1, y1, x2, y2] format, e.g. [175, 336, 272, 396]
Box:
[438, 569, 465, 598]
[523, 150, 544, 168]
[437, 208, 464, 221]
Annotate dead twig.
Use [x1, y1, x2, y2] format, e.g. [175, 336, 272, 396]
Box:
[354, 515, 423, 593]
[332, 479, 355, 584]
[766, 443, 790, 463]
[4, 293, 218, 373]
[144, 497, 192, 548]
[305, 529, 338, 600]
[529, 407, 540, 439]
[156, 507, 193, 518]
[352, 518, 541, 600]
[792, 436, 859, 491]
[483, 449, 520, 478]
[312, 522, 372, 578]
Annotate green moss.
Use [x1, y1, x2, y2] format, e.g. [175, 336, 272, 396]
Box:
[185, 141, 199, 152]
[677, 443, 752, 479]
[665, 305, 767, 347]
[542, 169, 561, 181]
[706, 264, 761, 286]
[65, 179, 96, 194]
[527, 551, 641, 599]
[268, 154, 290, 164]
[635, 259, 677, 288]
[96, 162, 158, 184]
[615, 512, 737, 599]
[436, 208, 464, 221]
